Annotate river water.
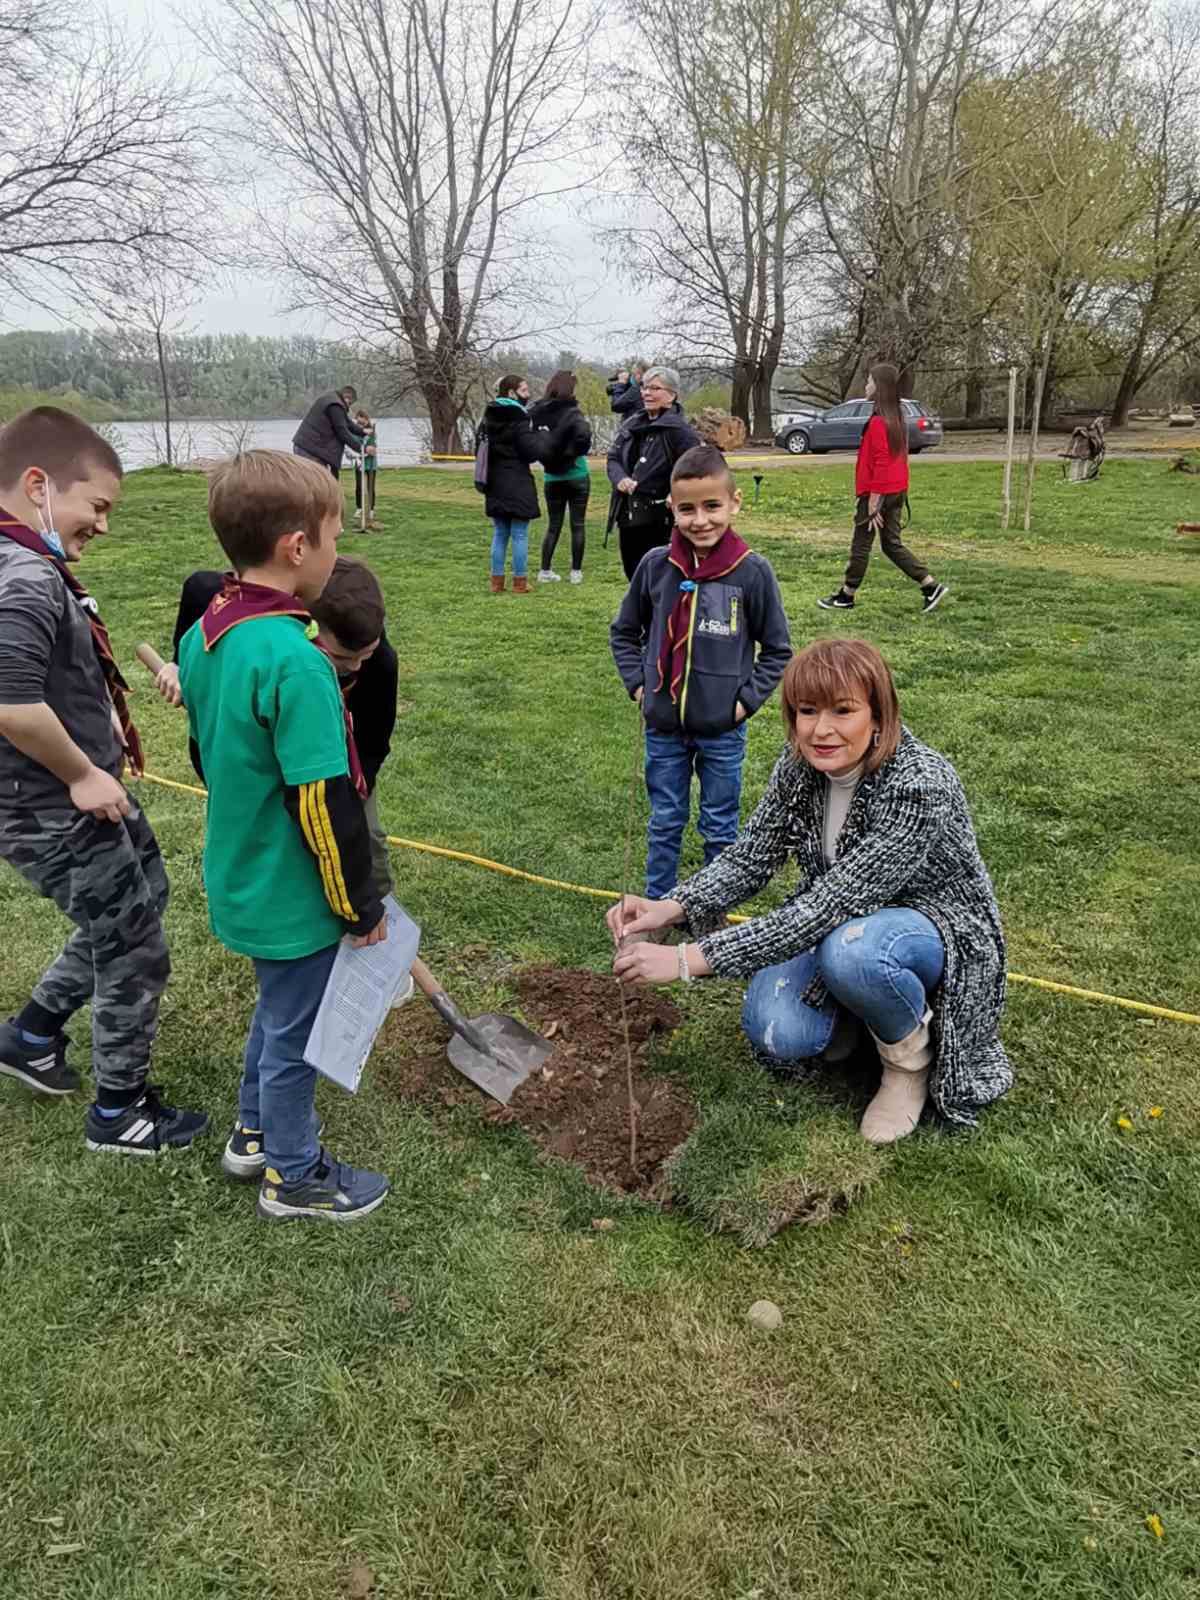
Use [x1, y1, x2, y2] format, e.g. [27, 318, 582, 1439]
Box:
[108, 415, 429, 470]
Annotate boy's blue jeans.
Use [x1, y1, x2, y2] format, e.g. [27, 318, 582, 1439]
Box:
[238, 943, 338, 1183]
[490, 518, 530, 578]
[742, 908, 945, 1059]
[644, 724, 747, 901]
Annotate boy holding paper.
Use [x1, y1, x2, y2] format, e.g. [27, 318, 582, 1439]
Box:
[179, 450, 391, 1224]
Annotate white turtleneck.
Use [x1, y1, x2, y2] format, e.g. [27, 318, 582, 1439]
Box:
[823, 761, 864, 865]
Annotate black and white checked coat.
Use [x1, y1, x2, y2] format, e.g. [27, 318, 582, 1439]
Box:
[674, 728, 1013, 1128]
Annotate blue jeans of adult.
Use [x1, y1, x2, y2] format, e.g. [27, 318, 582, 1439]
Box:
[742, 908, 945, 1061]
[238, 942, 338, 1182]
[644, 723, 747, 901]
[491, 518, 530, 579]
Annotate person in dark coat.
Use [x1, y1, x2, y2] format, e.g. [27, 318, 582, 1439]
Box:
[608, 364, 645, 416]
[292, 385, 368, 477]
[606, 367, 702, 579]
[528, 370, 593, 585]
[479, 375, 566, 594]
[609, 638, 1012, 1145]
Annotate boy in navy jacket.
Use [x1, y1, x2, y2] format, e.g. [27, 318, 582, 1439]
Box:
[610, 444, 792, 900]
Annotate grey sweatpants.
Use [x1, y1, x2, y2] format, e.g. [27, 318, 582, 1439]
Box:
[0, 800, 170, 1095]
[364, 790, 394, 903]
[843, 493, 930, 593]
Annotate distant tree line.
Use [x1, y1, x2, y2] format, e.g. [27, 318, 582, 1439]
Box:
[0, 330, 375, 421]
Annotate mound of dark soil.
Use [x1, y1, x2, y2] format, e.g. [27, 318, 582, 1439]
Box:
[376, 965, 695, 1197]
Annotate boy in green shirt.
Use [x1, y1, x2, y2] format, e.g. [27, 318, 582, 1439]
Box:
[179, 450, 390, 1223]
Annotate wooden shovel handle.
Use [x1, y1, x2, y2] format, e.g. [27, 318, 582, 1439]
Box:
[409, 957, 445, 1001]
[136, 642, 166, 676]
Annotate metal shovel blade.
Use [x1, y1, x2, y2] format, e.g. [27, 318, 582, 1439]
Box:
[447, 1012, 554, 1104]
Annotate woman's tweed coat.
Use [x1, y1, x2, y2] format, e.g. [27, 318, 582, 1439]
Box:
[674, 728, 1012, 1128]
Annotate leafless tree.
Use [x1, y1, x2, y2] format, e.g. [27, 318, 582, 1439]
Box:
[1106, 1, 1200, 424]
[200, 0, 599, 453]
[0, 0, 217, 318]
[605, 0, 822, 437]
[98, 270, 199, 468]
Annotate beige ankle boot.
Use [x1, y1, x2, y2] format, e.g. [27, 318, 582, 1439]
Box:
[861, 1010, 933, 1145]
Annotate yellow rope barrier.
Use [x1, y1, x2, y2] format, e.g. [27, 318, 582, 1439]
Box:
[135, 770, 1200, 1027]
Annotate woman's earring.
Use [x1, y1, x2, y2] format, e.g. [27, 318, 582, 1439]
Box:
[872, 731, 880, 747]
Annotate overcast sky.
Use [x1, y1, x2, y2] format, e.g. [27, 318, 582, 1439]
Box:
[9, 0, 653, 357]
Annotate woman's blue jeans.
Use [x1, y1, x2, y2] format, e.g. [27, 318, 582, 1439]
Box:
[742, 908, 945, 1061]
[491, 518, 530, 578]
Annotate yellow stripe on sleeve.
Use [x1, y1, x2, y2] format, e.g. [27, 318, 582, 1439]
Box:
[298, 780, 354, 919]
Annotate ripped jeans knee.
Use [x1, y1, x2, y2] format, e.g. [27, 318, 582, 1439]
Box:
[741, 909, 946, 1062]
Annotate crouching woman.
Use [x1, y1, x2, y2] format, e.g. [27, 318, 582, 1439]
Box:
[609, 639, 1012, 1142]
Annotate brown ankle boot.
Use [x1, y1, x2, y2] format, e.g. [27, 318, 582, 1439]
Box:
[512, 575, 530, 594]
[490, 574, 505, 594]
[860, 1010, 933, 1144]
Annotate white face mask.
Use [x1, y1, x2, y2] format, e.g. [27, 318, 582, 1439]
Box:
[34, 474, 66, 559]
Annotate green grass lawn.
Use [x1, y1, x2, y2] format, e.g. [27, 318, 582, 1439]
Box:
[2, 458, 1199, 1599]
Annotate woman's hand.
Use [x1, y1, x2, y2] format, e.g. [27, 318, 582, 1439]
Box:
[617, 476, 638, 494]
[868, 495, 884, 532]
[155, 662, 183, 707]
[614, 939, 713, 988]
[606, 894, 683, 945]
[734, 700, 748, 723]
[614, 941, 678, 987]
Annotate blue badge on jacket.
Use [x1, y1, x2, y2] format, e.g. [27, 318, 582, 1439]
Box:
[679, 580, 697, 592]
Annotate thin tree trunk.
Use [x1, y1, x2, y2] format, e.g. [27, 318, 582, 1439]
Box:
[155, 326, 172, 468]
[730, 358, 753, 430]
[1023, 359, 1047, 533]
[1002, 366, 1017, 530]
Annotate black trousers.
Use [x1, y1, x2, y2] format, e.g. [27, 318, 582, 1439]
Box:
[354, 468, 376, 514]
[541, 480, 589, 571]
[618, 502, 673, 580]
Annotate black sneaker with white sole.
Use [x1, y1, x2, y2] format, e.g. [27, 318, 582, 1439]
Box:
[84, 1085, 210, 1156]
[817, 590, 855, 610]
[257, 1148, 390, 1223]
[921, 582, 949, 612]
[0, 1019, 79, 1097]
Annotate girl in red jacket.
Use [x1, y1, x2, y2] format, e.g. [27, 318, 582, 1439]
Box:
[818, 362, 947, 613]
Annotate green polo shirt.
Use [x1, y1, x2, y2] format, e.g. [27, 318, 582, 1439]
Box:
[179, 615, 350, 960]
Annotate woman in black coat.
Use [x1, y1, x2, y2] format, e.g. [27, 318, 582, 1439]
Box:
[606, 366, 702, 579]
[528, 369, 593, 585]
[479, 374, 563, 594]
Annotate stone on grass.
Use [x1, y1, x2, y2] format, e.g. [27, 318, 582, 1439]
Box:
[748, 1299, 783, 1332]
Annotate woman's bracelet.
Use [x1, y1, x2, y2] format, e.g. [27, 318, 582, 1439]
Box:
[677, 943, 694, 984]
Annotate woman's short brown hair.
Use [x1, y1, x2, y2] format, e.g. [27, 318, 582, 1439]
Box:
[543, 369, 577, 401]
[780, 638, 902, 774]
[207, 449, 341, 573]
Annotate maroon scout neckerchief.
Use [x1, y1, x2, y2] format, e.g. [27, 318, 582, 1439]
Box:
[0, 511, 145, 775]
[199, 576, 368, 799]
[655, 525, 751, 703]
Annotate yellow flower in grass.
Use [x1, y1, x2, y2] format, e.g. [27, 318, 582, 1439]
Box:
[1116, 1116, 1134, 1131]
[1145, 1513, 1165, 1539]
[1148, 1106, 1164, 1119]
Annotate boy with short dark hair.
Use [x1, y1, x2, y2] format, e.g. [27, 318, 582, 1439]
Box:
[179, 450, 390, 1223]
[0, 406, 208, 1151]
[610, 443, 793, 901]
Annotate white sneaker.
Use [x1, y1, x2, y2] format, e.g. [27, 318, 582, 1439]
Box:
[569, 569, 583, 584]
[391, 973, 415, 1009]
[536, 569, 561, 583]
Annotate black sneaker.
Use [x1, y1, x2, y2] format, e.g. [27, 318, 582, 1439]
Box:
[921, 582, 948, 612]
[222, 1119, 324, 1181]
[257, 1148, 390, 1224]
[0, 1018, 79, 1097]
[84, 1085, 210, 1157]
[222, 1122, 267, 1180]
[817, 590, 855, 610]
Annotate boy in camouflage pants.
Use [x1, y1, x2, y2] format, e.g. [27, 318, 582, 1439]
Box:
[0, 407, 208, 1154]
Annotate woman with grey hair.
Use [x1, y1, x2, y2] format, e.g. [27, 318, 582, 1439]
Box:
[606, 365, 702, 579]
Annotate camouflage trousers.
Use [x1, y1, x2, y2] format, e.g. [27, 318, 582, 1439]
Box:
[0, 800, 170, 1095]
